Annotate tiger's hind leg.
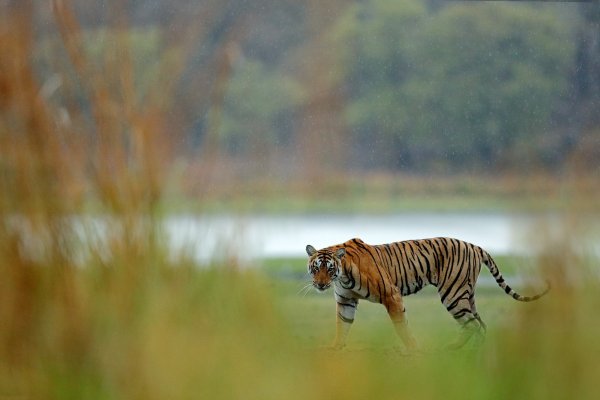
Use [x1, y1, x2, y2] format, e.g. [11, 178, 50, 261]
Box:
[440, 293, 485, 350]
[470, 291, 487, 334]
[474, 314, 486, 332]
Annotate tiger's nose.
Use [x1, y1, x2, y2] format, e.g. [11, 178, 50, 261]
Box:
[317, 283, 327, 289]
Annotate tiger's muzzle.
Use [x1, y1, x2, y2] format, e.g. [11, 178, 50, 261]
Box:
[313, 282, 331, 292]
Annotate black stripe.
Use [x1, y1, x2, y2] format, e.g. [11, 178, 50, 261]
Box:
[440, 240, 452, 287]
[391, 243, 407, 294]
[382, 244, 395, 276]
[444, 283, 470, 311]
[423, 250, 433, 283]
[355, 241, 388, 298]
[337, 301, 356, 308]
[337, 313, 354, 324]
[428, 240, 441, 284]
[335, 292, 352, 301]
[342, 264, 355, 289]
[439, 239, 454, 285]
[353, 253, 363, 291]
[440, 267, 469, 305]
[399, 242, 415, 294]
[410, 244, 425, 276]
[389, 244, 399, 286]
[487, 255, 501, 278]
[452, 308, 471, 319]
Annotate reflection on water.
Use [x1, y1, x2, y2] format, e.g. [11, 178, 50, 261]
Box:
[166, 213, 538, 262]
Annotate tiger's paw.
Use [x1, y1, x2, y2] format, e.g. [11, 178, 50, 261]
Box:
[327, 343, 346, 351]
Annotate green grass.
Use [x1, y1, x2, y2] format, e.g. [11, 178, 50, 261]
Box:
[167, 192, 569, 214]
[246, 271, 599, 400]
[276, 279, 503, 350]
[169, 172, 589, 214]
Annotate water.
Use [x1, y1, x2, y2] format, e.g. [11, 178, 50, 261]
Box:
[166, 212, 537, 262]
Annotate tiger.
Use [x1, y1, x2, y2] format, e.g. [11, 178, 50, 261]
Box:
[305, 237, 549, 351]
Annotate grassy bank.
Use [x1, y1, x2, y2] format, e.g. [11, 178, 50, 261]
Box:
[173, 172, 600, 214]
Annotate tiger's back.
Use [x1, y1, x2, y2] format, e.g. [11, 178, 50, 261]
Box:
[335, 237, 484, 296]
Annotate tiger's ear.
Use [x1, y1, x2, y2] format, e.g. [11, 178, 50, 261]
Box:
[306, 245, 317, 256]
[335, 248, 346, 259]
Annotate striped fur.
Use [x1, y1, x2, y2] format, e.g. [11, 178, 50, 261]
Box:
[306, 237, 548, 350]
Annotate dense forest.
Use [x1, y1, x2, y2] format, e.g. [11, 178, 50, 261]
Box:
[31, 0, 600, 180]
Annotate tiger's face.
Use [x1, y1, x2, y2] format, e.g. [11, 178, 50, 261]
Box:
[305, 245, 346, 292]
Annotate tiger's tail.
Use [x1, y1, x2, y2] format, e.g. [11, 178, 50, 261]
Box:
[482, 252, 550, 302]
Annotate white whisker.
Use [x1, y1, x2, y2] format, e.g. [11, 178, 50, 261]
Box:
[297, 283, 313, 297]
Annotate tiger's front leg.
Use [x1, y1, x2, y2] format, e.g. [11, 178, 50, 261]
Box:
[383, 292, 418, 352]
[331, 295, 357, 349]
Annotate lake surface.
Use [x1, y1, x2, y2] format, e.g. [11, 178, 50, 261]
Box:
[166, 213, 540, 262]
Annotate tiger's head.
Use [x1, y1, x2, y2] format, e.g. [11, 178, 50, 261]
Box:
[305, 245, 346, 292]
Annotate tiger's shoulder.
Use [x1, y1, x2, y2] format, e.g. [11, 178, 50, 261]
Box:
[339, 237, 368, 249]
[334, 237, 377, 256]
[322, 238, 369, 256]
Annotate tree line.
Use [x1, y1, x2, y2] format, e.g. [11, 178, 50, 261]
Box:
[221, 0, 599, 174]
[33, 0, 600, 176]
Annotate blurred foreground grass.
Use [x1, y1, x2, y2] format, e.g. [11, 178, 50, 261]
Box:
[2, 255, 600, 399]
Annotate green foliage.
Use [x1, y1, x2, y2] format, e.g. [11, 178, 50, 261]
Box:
[333, 1, 575, 170]
[84, 28, 165, 98]
[221, 60, 304, 153]
[34, 2, 585, 174]
[406, 4, 573, 167]
[330, 0, 426, 168]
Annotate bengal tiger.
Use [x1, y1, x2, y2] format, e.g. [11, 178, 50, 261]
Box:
[305, 237, 548, 351]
